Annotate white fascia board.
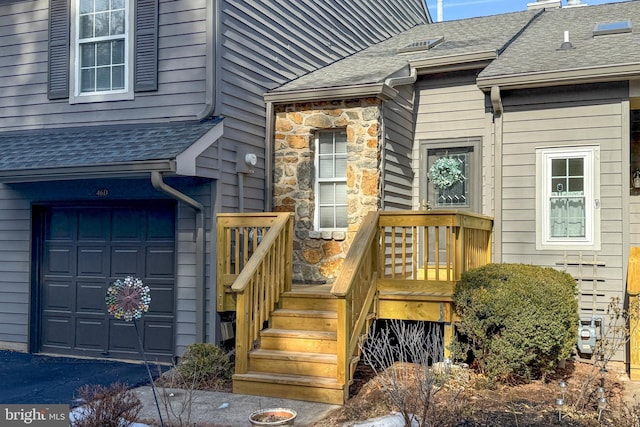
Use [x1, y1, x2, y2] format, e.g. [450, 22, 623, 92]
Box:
[477, 63, 640, 90]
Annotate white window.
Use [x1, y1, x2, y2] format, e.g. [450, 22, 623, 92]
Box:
[315, 130, 348, 230]
[70, 0, 134, 103]
[536, 146, 601, 250]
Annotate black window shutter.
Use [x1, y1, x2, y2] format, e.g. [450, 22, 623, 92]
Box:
[48, 0, 70, 100]
[135, 0, 159, 92]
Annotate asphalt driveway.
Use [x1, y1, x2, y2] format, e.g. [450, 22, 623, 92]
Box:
[0, 350, 155, 405]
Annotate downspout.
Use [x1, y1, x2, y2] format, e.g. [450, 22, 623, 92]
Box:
[265, 101, 274, 212]
[196, 0, 220, 120]
[490, 86, 503, 263]
[151, 171, 206, 343]
[381, 68, 418, 210]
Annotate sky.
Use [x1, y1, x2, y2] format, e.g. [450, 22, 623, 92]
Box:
[424, 0, 631, 21]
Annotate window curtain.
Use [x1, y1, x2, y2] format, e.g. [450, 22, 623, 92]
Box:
[550, 197, 585, 238]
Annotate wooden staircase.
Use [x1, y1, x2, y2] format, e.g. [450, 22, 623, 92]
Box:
[217, 211, 494, 406]
[232, 287, 350, 405]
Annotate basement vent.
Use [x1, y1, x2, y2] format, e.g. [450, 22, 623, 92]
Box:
[398, 37, 443, 53]
[593, 20, 632, 36]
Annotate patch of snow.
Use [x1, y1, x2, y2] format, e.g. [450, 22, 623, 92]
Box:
[351, 412, 420, 427]
[69, 407, 152, 427]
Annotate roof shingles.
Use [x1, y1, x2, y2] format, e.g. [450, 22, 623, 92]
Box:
[0, 118, 222, 172]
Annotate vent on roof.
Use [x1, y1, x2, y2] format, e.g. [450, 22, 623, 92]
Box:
[398, 37, 443, 54]
[593, 20, 632, 36]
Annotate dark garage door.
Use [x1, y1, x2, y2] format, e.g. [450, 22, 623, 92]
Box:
[37, 204, 176, 362]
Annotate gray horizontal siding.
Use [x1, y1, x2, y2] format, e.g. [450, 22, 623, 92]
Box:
[412, 71, 489, 211]
[500, 83, 627, 324]
[217, 0, 428, 213]
[0, 187, 31, 350]
[0, 0, 209, 130]
[383, 85, 415, 210]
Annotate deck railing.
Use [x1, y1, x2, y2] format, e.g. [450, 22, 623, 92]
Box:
[216, 212, 294, 375]
[331, 210, 493, 391]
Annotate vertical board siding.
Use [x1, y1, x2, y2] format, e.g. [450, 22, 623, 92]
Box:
[412, 71, 488, 210]
[383, 85, 415, 210]
[500, 83, 627, 319]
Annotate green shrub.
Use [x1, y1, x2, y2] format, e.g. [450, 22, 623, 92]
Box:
[176, 343, 232, 388]
[454, 263, 578, 385]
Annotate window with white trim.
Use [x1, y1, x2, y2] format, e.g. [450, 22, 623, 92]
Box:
[536, 146, 601, 250]
[70, 0, 134, 103]
[315, 130, 348, 230]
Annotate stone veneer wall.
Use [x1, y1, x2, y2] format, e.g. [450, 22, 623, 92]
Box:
[273, 99, 382, 284]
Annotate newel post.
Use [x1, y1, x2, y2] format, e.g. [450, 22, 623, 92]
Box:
[234, 284, 252, 375]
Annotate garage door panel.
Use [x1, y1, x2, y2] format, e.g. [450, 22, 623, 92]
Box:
[44, 246, 73, 275]
[144, 322, 174, 354]
[146, 284, 174, 316]
[76, 282, 106, 313]
[78, 210, 109, 241]
[75, 318, 106, 350]
[43, 281, 73, 311]
[147, 211, 175, 240]
[77, 247, 108, 276]
[111, 248, 141, 276]
[146, 247, 175, 277]
[112, 210, 143, 241]
[47, 210, 74, 240]
[43, 317, 73, 348]
[108, 321, 138, 354]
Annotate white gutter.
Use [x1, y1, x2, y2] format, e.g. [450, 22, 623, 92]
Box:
[264, 83, 398, 104]
[411, 50, 498, 73]
[478, 62, 640, 91]
[384, 67, 418, 88]
[151, 171, 206, 343]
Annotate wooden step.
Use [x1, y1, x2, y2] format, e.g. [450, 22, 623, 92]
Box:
[248, 349, 337, 378]
[233, 372, 345, 405]
[270, 309, 337, 331]
[279, 293, 338, 311]
[259, 328, 337, 353]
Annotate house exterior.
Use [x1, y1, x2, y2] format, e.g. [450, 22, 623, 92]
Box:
[0, 0, 431, 361]
[266, 0, 640, 363]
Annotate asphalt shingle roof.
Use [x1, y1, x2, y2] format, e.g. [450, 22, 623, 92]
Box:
[479, 1, 640, 79]
[270, 0, 640, 94]
[0, 118, 222, 172]
[271, 10, 540, 93]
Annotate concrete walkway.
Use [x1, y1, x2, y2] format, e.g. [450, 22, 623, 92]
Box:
[134, 386, 340, 427]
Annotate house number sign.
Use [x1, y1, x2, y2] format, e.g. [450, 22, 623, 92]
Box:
[95, 188, 109, 197]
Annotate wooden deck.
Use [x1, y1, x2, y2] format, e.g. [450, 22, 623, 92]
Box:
[217, 210, 493, 404]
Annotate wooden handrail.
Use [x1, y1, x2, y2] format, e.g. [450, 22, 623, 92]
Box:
[331, 211, 380, 394]
[216, 213, 293, 312]
[218, 212, 294, 376]
[330, 210, 493, 398]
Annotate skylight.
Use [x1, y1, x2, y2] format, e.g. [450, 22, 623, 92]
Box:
[593, 20, 632, 36]
[398, 37, 443, 54]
